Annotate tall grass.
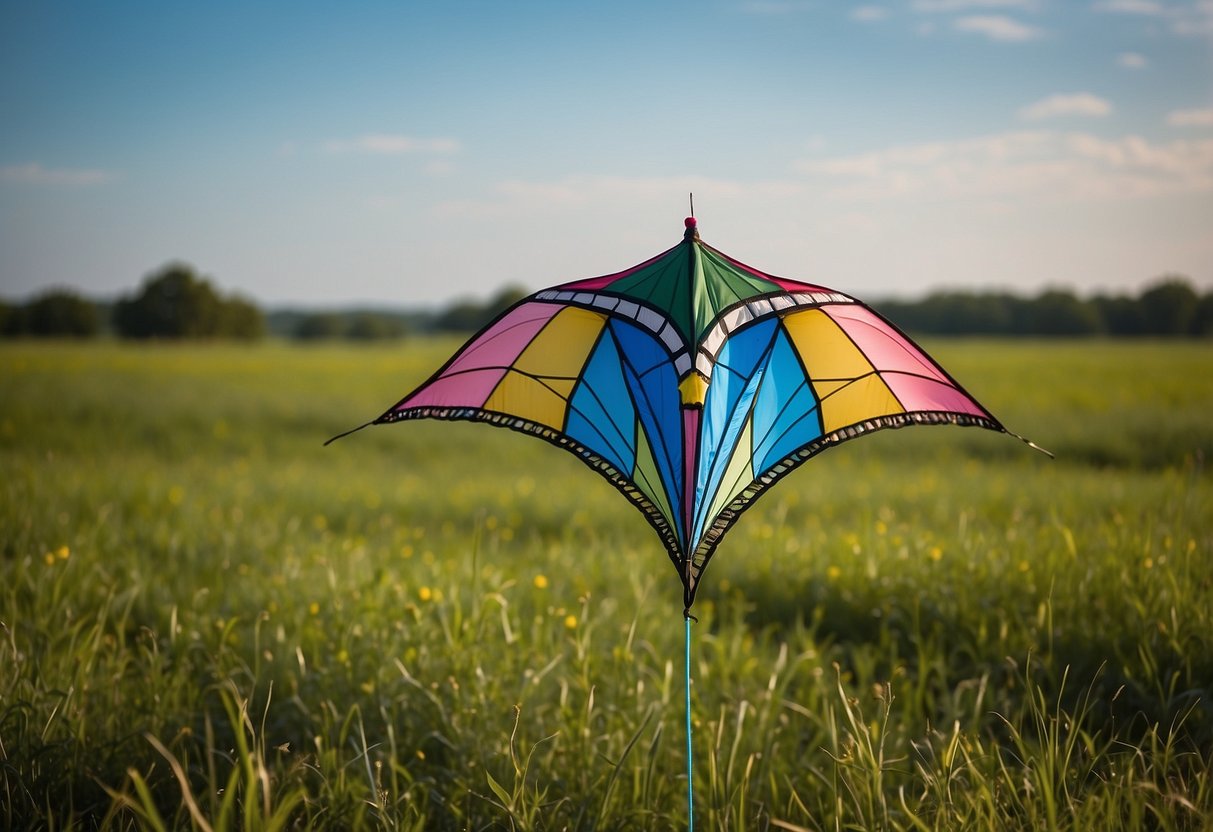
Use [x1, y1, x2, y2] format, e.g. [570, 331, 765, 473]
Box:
[1, 339, 1210, 830]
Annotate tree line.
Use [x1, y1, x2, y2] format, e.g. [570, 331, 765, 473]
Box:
[3, 265, 1210, 340]
[877, 276, 1213, 337]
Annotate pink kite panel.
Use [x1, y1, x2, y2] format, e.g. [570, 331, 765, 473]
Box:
[398, 367, 509, 411]
[444, 302, 563, 376]
[558, 249, 672, 291]
[764, 277, 833, 293]
[682, 407, 700, 544]
[882, 372, 987, 417]
[826, 305, 949, 382]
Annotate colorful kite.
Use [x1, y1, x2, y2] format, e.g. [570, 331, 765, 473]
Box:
[331, 217, 1046, 612]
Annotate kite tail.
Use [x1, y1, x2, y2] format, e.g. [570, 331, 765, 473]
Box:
[323, 421, 376, 446]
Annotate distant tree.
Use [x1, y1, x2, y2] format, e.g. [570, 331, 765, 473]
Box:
[346, 312, 406, 341]
[1023, 289, 1103, 336]
[114, 263, 263, 340]
[23, 289, 101, 337]
[1090, 294, 1145, 336]
[890, 291, 1021, 335]
[486, 285, 530, 317]
[215, 294, 265, 340]
[0, 300, 21, 337]
[1193, 291, 1213, 337]
[432, 299, 482, 333]
[295, 312, 347, 340]
[1138, 275, 1198, 336]
[114, 265, 219, 338]
[434, 284, 529, 332]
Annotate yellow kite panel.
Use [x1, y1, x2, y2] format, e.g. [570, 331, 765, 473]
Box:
[783, 309, 875, 382]
[818, 374, 903, 433]
[513, 307, 606, 379]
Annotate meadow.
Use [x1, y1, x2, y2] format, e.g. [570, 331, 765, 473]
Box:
[1, 338, 1211, 831]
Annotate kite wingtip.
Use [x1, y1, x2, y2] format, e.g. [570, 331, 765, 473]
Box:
[1011, 431, 1055, 459]
[323, 420, 375, 446]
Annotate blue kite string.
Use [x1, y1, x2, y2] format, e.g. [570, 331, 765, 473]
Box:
[684, 616, 693, 829]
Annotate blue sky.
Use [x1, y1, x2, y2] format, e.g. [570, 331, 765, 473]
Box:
[2, 0, 1211, 307]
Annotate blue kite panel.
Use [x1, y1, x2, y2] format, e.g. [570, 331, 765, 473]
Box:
[567, 330, 637, 475]
[752, 329, 823, 475]
[694, 320, 781, 539]
[611, 319, 685, 537]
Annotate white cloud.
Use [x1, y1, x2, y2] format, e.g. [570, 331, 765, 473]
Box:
[1019, 93, 1113, 120]
[324, 133, 459, 155]
[1116, 51, 1148, 68]
[1168, 107, 1213, 126]
[0, 162, 115, 186]
[851, 5, 889, 21]
[953, 14, 1044, 40]
[794, 130, 1213, 201]
[913, 0, 1039, 11]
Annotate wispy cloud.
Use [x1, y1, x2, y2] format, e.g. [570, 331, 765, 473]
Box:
[795, 130, 1213, 201]
[738, 1, 816, 13]
[1092, 0, 1213, 36]
[1168, 107, 1213, 126]
[435, 174, 801, 218]
[1019, 92, 1113, 120]
[851, 5, 889, 21]
[913, 0, 1040, 11]
[953, 14, 1045, 40]
[1117, 51, 1148, 68]
[324, 133, 460, 155]
[0, 162, 116, 186]
[1091, 0, 1165, 14]
[1171, 1, 1213, 36]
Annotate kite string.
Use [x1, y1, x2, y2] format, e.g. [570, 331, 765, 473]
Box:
[685, 612, 695, 832]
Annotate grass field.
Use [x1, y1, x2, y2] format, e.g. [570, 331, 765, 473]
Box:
[2, 338, 1211, 830]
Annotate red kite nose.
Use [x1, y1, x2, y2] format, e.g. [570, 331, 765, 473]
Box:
[684, 217, 697, 228]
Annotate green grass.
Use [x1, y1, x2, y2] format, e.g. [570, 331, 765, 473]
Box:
[1, 338, 1211, 830]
